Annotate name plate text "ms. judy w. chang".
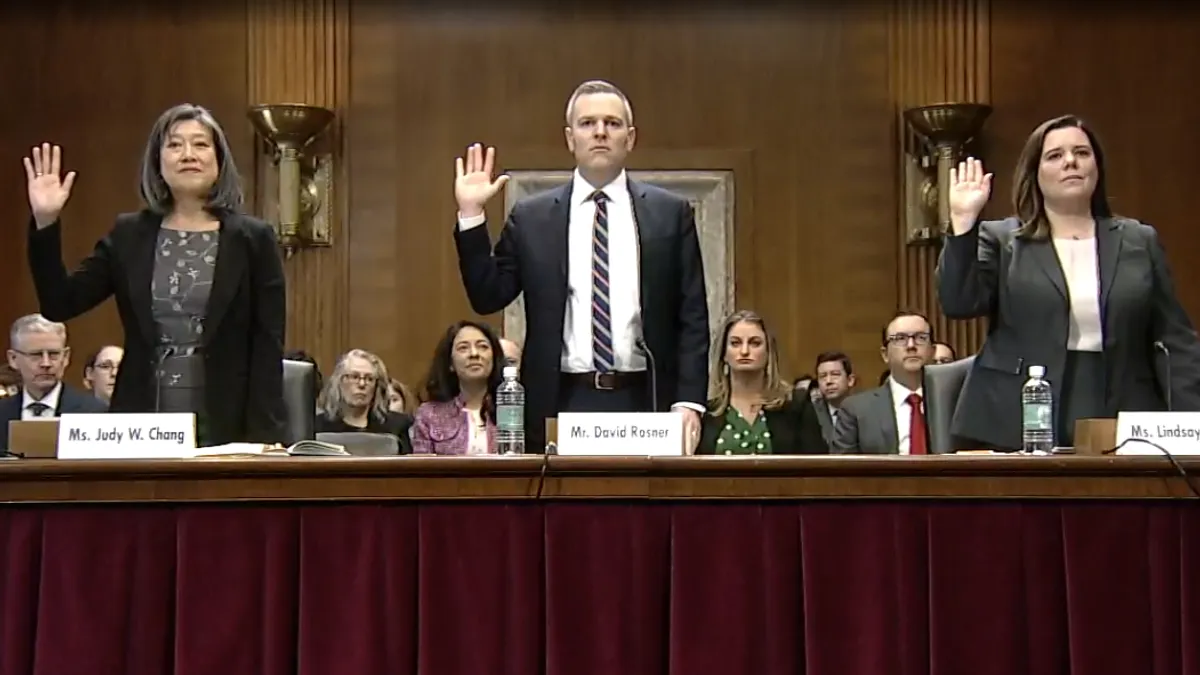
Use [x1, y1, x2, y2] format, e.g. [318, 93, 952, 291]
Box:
[556, 412, 684, 456]
[56, 413, 198, 459]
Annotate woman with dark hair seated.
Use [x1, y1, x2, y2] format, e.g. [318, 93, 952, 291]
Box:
[696, 310, 827, 454]
[316, 349, 412, 453]
[411, 320, 504, 455]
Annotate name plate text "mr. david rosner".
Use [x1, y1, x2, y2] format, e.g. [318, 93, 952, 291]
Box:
[556, 412, 683, 456]
[56, 412, 198, 459]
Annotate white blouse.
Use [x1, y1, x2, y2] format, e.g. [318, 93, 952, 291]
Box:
[1052, 237, 1103, 352]
[465, 408, 491, 454]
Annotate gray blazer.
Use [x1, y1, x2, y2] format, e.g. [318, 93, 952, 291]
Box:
[937, 216, 1200, 450]
[830, 386, 900, 455]
[813, 400, 837, 446]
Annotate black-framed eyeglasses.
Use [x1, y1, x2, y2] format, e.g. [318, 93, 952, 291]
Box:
[342, 373, 377, 385]
[91, 361, 119, 372]
[885, 332, 932, 346]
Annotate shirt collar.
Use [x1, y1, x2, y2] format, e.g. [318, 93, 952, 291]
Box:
[572, 169, 629, 206]
[887, 376, 922, 407]
[23, 381, 63, 412]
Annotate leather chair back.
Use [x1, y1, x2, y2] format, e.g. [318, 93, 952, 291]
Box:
[923, 355, 976, 454]
[281, 359, 317, 446]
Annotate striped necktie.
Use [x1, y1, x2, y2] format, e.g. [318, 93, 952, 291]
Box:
[590, 190, 615, 373]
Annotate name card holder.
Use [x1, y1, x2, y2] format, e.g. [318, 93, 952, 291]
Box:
[1114, 411, 1200, 455]
[57, 413, 198, 459]
[556, 412, 683, 456]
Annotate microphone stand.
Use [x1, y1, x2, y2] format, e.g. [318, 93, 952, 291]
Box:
[635, 337, 659, 413]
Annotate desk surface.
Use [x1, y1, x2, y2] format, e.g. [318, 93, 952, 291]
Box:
[0, 454, 1197, 502]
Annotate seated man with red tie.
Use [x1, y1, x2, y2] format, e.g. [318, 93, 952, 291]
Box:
[831, 311, 937, 455]
[0, 314, 107, 451]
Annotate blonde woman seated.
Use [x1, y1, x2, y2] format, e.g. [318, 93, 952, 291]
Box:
[410, 320, 503, 455]
[696, 310, 828, 455]
[316, 349, 413, 453]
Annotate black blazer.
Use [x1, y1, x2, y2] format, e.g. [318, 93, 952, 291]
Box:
[315, 410, 414, 454]
[696, 394, 828, 455]
[0, 385, 108, 451]
[453, 180, 710, 452]
[937, 216, 1200, 450]
[27, 210, 288, 445]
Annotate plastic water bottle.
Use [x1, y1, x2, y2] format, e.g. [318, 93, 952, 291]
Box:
[1021, 365, 1054, 453]
[495, 365, 525, 455]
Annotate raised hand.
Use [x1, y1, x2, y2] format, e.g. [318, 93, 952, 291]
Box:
[946, 157, 992, 234]
[454, 144, 509, 218]
[24, 143, 77, 229]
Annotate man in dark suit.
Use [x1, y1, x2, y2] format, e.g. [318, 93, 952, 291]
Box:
[1, 314, 107, 451]
[832, 311, 943, 455]
[452, 80, 710, 453]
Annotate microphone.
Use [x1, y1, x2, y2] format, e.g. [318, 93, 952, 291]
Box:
[152, 346, 174, 414]
[635, 336, 659, 413]
[1155, 340, 1173, 412]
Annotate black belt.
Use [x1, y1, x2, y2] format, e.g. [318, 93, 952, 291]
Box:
[561, 371, 647, 391]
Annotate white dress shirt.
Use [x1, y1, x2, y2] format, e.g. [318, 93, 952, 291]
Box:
[457, 169, 702, 414]
[887, 377, 923, 455]
[21, 382, 62, 420]
[1053, 237, 1103, 352]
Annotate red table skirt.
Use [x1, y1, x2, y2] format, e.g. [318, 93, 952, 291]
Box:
[1, 501, 1198, 675]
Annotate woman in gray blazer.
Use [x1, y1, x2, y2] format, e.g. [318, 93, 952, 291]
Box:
[937, 114, 1200, 450]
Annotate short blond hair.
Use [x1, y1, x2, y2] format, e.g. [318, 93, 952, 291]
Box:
[564, 80, 634, 127]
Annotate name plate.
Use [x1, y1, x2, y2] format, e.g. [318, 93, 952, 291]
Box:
[57, 413, 197, 459]
[1115, 411, 1200, 455]
[556, 412, 683, 456]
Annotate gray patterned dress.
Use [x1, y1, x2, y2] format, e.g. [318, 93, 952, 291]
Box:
[151, 229, 218, 418]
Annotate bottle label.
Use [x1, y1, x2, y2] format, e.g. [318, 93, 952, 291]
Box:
[1022, 403, 1052, 431]
[497, 405, 523, 432]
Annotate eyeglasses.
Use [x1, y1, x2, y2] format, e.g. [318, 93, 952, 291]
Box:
[91, 361, 118, 372]
[342, 373, 377, 385]
[12, 349, 67, 362]
[885, 332, 932, 346]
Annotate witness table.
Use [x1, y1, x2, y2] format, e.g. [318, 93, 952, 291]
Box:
[0, 455, 1197, 675]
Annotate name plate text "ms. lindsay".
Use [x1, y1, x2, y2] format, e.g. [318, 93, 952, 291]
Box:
[57, 412, 198, 459]
[556, 412, 683, 456]
[1115, 411, 1200, 455]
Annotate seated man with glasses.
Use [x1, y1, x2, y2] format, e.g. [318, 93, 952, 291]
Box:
[1, 314, 107, 451]
[315, 349, 413, 453]
[831, 310, 937, 455]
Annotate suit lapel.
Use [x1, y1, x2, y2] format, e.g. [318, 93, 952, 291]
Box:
[202, 213, 246, 347]
[1096, 217, 1122, 315]
[127, 212, 162, 348]
[549, 183, 571, 287]
[629, 179, 653, 312]
[876, 387, 899, 452]
[1027, 238, 1068, 300]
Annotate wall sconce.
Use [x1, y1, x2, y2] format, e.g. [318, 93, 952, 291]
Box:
[902, 103, 992, 244]
[247, 103, 336, 254]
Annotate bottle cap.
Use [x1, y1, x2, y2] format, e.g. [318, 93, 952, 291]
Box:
[503, 366, 518, 379]
[1028, 365, 1045, 378]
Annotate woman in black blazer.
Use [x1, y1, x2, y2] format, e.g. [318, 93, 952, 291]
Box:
[937, 114, 1200, 450]
[23, 104, 287, 445]
[696, 310, 827, 455]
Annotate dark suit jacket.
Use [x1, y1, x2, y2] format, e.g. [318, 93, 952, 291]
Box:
[453, 180, 710, 452]
[315, 410, 414, 454]
[813, 399, 838, 446]
[937, 216, 1200, 450]
[27, 210, 288, 445]
[696, 395, 828, 454]
[0, 385, 108, 451]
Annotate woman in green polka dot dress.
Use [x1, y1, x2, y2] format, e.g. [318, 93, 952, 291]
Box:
[695, 310, 828, 455]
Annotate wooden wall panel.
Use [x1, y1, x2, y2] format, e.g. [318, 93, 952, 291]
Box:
[347, 4, 899, 387]
[247, 0, 350, 370]
[890, 0, 990, 357]
[0, 2, 250, 383]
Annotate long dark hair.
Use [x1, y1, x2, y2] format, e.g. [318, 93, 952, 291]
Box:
[1012, 114, 1112, 240]
[421, 320, 504, 421]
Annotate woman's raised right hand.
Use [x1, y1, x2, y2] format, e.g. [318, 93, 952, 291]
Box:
[24, 143, 77, 229]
